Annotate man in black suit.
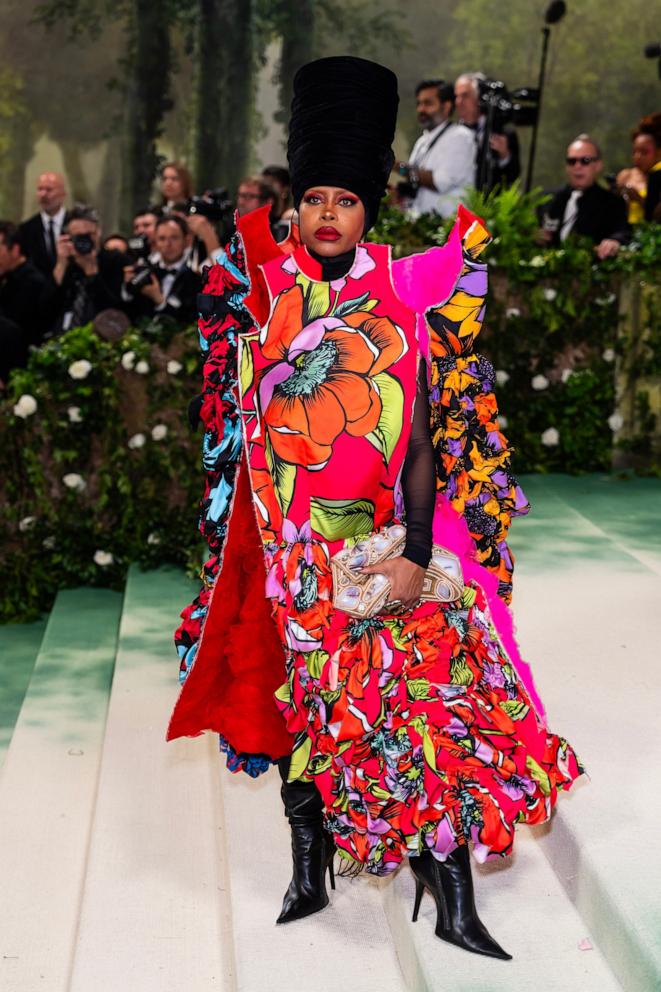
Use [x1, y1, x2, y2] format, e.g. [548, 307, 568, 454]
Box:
[455, 73, 520, 193]
[122, 215, 201, 325]
[542, 134, 631, 259]
[0, 220, 56, 384]
[18, 172, 69, 278]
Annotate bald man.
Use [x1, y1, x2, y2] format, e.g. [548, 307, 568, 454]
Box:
[18, 172, 69, 278]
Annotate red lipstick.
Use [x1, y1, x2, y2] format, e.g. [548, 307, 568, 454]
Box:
[315, 226, 341, 241]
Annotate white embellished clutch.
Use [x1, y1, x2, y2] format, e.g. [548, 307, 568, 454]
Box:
[330, 524, 464, 619]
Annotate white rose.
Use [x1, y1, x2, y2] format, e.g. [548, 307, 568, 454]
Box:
[529, 255, 545, 268]
[43, 536, 56, 550]
[13, 394, 38, 418]
[561, 368, 573, 383]
[543, 288, 557, 302]
[495, 370, 510, 386]
[596, 292, 616, 306]
[68, 359, 92, 380]
[497, 415, 508, 429]
[67, 406, 83, 423]
[505, 307, 521, 319]
[147, 532, 161, 546]
[608, 412, 624, 432]
[531, 374, 549, 391]
[151, 423, 168, 441]
[128, 432, 146, 449]
[62, 472, 86, 492]
[166, 359, 183, 375]
[135, 360, 150, 375]
[602, 348, 615, 363]
[19, 516, 36, 532]
[121, 350, 136, 370]
[93, 550, 114, 567]
[541, 427, 559, 446]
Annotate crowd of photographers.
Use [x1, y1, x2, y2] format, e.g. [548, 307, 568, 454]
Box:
[1, 69, 660, 388]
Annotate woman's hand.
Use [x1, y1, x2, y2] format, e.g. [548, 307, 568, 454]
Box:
[361, 556, 425, 613]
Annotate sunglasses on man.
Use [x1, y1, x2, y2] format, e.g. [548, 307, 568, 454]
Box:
[566, 156, 599, 166]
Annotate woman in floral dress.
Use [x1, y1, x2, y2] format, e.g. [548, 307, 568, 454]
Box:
[168, 57, 582, 961]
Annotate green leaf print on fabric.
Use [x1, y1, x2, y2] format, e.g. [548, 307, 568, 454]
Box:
[288, 734, 312, 781]
[450, 654, 473, 686]
[265, 437, 296, 516]
[383, 617, 408, 651]
[310, 496, 376, 541]
[500, 699, 530, 721]
[296, 272, 331, 321]
[407, 678, 432, 701]
[526, 755, 552, 796]
[365, 371, 404, 466]
[333, 291, 374, 317]
[239, 337, 255, 396]
[306, 648, 330, 680]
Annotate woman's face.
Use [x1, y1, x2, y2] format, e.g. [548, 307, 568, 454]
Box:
[299, 186, 366, 256]
[161, 168, 184, 202]
[632, 134, 659, 174]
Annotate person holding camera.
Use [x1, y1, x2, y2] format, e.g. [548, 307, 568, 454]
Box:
[455, 73, 520, 193]
[396, 80, 475, 218]
[122, 215, 201, 325]
[51, 205, 125, 333]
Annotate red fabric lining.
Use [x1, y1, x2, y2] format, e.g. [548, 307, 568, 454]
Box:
[167, 455, 293, 758]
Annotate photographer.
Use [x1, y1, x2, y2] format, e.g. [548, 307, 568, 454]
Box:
[396, 79, 475, 218]
[455, 72, 520, 192]
[132, 207, 161, 255]
[122, 215, 201, 325]
[52, 205, 125, 333]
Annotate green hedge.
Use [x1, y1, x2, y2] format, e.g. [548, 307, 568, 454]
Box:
[2, 186, 660, 622]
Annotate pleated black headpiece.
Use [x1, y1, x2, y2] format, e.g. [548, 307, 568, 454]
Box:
[287, 56, 399, 230]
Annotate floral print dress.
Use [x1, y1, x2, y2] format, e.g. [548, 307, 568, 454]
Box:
[168, 206, 583, 875]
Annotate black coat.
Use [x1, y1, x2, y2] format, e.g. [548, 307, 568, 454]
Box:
[544, 183, 631, 246]
[126, 264, 202, 325]
[18, 212, 69, 278]
[475, 124, 520, 193]
[0, 259, 56, 346]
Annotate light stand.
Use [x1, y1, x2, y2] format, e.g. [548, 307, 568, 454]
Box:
[525, 0, 567, 192]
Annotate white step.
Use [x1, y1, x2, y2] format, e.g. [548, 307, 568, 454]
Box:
[511, 477, 661, 992]
[0, 588, 122, 992]
[69, 566, 234, 992]
[221, 768, 408, 992]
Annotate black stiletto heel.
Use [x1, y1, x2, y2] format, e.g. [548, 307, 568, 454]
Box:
[276, 757, 335, 924]
[409, 847, 512, 960]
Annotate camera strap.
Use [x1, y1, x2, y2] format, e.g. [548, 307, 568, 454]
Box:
[411, 121, 453, 168]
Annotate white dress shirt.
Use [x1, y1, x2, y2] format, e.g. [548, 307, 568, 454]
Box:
[40, 206, 66, 244]
[560, 190, 582, 241]
[408, 120, 476, 218]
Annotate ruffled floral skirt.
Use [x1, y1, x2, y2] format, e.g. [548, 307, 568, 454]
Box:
[275, 580, 583, 876]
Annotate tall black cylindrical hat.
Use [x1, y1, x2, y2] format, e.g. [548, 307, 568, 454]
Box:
[287, 56, 399, 229]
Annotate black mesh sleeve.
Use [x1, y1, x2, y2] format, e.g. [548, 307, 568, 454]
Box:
[401, 360, 435, 568]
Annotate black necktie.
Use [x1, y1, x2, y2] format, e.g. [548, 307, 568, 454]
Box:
[47, 219, 56, 263]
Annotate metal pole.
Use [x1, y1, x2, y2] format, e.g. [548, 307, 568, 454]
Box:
[525, 25, 551, 192]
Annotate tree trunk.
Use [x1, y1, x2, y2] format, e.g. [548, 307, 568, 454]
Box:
[59, 139, 91, 204]
[119, 0, 172, 228]
[193, 0, 254, 195]
[276, 0, 315, 125]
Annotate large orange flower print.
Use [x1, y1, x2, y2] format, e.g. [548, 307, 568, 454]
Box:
[257, 284, 407, 469]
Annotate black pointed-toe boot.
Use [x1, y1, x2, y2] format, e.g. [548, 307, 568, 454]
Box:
[410, 846, 512, 960]
[276, 756, 335, 925]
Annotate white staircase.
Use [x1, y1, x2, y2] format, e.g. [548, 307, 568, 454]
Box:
[1, 474, 659, 992]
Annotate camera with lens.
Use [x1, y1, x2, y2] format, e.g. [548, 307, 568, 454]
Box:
[187, 187, 234, 223]
[71, 232, 95, 256]
[478, 78, 539, 134]
[124, 234, 155, 294]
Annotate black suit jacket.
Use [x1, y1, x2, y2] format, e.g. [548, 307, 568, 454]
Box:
[544, 183, 631, 246]
[127, 264, 202, 326]
[0, 259, 56, 346]
[18, 212, 70, 278]
[475, 124, 520, 193]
